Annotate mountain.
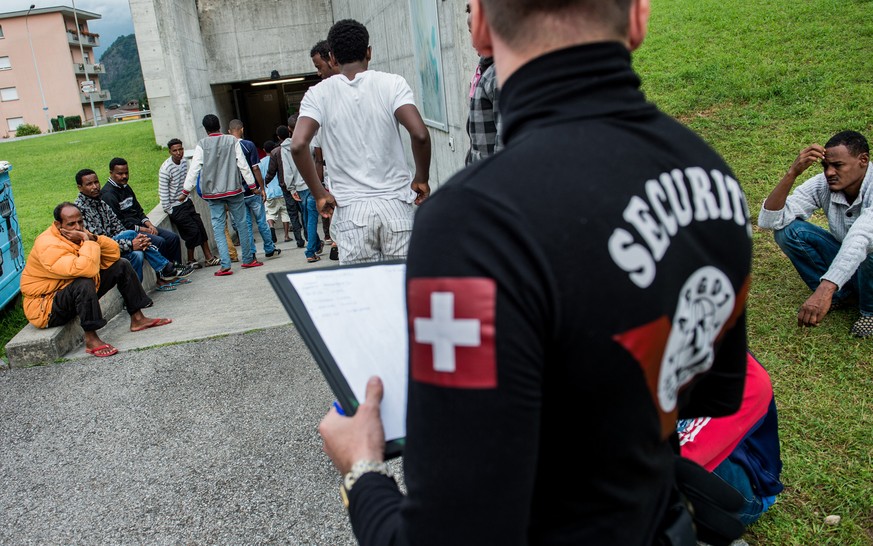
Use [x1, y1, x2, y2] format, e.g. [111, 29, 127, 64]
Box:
[99, 34, 146, 107]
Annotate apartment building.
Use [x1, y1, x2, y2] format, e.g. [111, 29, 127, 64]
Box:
[0, 6, 108, 137]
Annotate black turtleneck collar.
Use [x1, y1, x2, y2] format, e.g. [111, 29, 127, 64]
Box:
[499, 41, 654, 145]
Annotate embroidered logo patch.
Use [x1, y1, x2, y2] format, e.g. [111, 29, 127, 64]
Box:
[408, 278, 497, 388]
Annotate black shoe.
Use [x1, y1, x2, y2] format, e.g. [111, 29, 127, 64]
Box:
[174, 263, 195, 278]
[317, 239, 325, 255]
[266, 248, 282, 258]
[270, 228, 277, 243]
[329, 246, 339, 261]
[297, 241, 305, 248]
[159, 264, 178, 281]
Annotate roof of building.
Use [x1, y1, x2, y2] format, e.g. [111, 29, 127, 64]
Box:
[0, 5, 100, 21]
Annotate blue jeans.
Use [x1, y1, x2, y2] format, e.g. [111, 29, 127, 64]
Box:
[774, 219, 873, 315]
[712, 458, 765, 526]
[297, 189, 321, 258]
[143, 226, 182, 265]
[207, 194, 252, 269]
[113, 230, 170, 281]
[244, 194, 275, 260]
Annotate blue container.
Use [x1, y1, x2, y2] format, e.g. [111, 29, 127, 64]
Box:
[0, 164, 24, 311]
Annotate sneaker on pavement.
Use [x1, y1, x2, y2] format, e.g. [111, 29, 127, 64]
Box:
[158, 263, 179, 281]
[266, 248, 282, 258]
[851, 315, 873, 337]
[174, 263, 195, 278]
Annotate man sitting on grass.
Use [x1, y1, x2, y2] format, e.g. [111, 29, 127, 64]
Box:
[759, 130, 873, 336]
[20, 203, 172, 358]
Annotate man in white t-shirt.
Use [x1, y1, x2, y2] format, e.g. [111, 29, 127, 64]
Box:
[291, 19, 431, 264]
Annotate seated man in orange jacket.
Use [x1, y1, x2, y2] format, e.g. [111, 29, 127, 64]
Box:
[20, 202, 172, 357]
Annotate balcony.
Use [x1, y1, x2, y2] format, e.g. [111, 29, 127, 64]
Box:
[73, 63, 104, 75]
[67, 30, 100, 47]
[81, 89, 111, 103]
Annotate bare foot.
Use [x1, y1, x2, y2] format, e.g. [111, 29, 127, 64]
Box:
[130, 316, 173, 332]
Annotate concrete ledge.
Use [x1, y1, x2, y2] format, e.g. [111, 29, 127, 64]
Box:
[5, 196, 217, 368]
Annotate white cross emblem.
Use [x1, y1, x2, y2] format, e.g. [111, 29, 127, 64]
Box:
[414, 291, 481, 373]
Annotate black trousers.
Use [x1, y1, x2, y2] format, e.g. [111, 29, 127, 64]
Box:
[47, 258, 152, 332]
[282, 189, 305, 242]
[169, 199, 209, 249]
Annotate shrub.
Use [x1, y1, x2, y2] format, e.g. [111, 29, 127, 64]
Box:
[14, 124, 41, 137]
[65, 115, 82, 129]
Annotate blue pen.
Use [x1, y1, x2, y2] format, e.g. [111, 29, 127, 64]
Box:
[332, 401, 346, 416]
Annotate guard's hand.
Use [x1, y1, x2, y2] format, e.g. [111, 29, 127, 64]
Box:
[317, 193, 337, 219]
[411, 178, 430, 206]
[319, 376, 386, 475]
[798, 281, 836, 327]
[788, 144, 826, 179]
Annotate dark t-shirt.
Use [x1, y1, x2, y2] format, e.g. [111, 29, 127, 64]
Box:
[239, 139, 260, 196]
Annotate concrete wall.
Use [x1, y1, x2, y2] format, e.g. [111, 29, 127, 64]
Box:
[131, 0, 217, 149]
[134, 0, 333, 149]
[331, 0, 478, 188]
[197, 0, 334, 84]
[136, 0, 476, 187]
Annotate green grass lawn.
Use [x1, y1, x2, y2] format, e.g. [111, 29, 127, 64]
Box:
[636, 0, 872, 543]
[0, 120, 168, 358]
[0, 1, 872, 543]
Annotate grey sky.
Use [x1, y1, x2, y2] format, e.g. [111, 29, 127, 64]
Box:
[2, 0, 135, 59]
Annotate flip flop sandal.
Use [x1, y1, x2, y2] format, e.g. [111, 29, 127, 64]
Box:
[155, 284, 176, 292]
[214, 268, 233, 276]
[167, 278, 192, 286]
[307, 255, 321, 263]
[85, 344, 118, 357]
[130, 317, 173, 332]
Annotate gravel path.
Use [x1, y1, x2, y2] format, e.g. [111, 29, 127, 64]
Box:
[0, 326, 370, 545]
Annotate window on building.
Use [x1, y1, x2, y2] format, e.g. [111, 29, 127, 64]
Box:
[0, 87, 18, 102]
[0, 57, 10, 70]
[0, 25, 4, 39]
[84, 52, 90, 64]
[6, 117, 24, 131]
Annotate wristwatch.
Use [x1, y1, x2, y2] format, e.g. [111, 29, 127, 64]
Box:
[340, 459, 392, 509]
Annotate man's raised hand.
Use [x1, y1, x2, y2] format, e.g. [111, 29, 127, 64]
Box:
[788, 144, 826, 179]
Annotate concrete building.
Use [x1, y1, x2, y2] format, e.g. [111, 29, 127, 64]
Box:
[0, 5, 108, 137]
[131, 0, 477, 189]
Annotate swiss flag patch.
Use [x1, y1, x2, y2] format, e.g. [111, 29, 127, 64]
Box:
[408, 278, 497, 388]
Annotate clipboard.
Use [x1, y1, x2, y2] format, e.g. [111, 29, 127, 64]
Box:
[268, 261, 408, 459]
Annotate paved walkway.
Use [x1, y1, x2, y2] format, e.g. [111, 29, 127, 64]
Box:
[0, 236, 410, 544]
[66, 235, 330, 359]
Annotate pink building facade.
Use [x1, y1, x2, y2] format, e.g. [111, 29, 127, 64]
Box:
[0, 6, 107, 137]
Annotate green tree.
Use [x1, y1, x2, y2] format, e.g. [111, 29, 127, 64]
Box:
[99, 34, 146, 106]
